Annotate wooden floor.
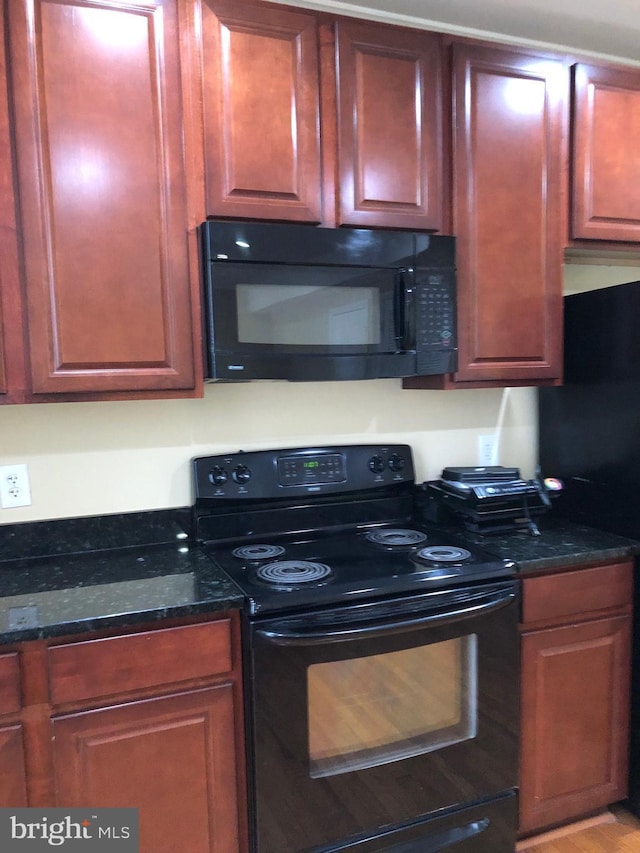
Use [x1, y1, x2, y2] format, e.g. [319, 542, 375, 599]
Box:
[518, 806, 640, 852]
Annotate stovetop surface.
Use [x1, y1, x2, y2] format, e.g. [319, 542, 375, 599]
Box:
[202, 521, 515, 616]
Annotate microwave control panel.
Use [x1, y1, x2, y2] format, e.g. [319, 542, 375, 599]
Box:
[414, 273, 456, 350]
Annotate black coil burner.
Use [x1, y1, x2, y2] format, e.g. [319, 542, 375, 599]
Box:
[365, 529, 428, 547]
[416, 545, 472, 563]
[232, 544, 285, 561]
[255, 560, 333, 586]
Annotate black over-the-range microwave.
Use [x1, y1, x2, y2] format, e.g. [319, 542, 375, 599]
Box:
[199, 220, 457, 382]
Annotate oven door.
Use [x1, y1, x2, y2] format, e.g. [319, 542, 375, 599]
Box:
[247, 580, 520, 853]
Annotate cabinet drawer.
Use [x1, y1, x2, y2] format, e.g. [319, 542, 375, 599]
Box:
[0, 653, 21, 715]
[522, 562, 633, 626]
[48, 619, 233, 705]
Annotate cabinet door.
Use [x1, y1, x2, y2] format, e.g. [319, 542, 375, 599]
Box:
[0, 7, 24, 400]
[452, 45, 564, 384]
[0, 725, 28, 807]
[201, 0, 322, 223]
[7, 0, 196, 395]
[519, 615, 631, 834]
[335, 20, 444, 230]
[572, 63, 640, 242]
[53, 686, 241, 853]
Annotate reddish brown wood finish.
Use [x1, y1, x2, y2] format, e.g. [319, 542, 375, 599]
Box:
[0, 725, 28, 806]
[0, 8, 28, 402]
[519, 563, 633, 836]
[0, 614, 246, 849]
[450, 44, 565, 384]
[522, 562, 633, 626]
[572, 62, 640, 242]
[200, 0, 322, 223]
[0, 650, 28, 808]
[48, 620, 233, 705]
[0, 652, 22, 714]
[7, 0, 197, 395]
[335, 19, 445, 230]
[53, 685, 241, 852]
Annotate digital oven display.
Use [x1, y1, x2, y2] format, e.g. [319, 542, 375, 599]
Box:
[277, 454, 346, 486]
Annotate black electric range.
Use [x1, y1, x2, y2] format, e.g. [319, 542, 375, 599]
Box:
[192, 444, 515, 616]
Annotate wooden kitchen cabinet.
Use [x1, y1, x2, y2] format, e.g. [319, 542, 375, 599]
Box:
[0, 6, 27, 403]
[0, 615, 246, 852]
[405, 43, 566, 389]
[200, 0, 323, 223]
[0, 725, 28, 806]
[519, 561, 633, 836]
[571, 62, 640, 243]
[0, 653, 28, 807]
[198, 0, 446, 231]
[5, 0, 200, 398]
[47, 618, 245, 852]
[53, 686, 239, 852]
[333, 19, 445, 230]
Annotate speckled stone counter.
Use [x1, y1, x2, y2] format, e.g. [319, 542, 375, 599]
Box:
[2, 507, 638, 646]
[430, 517, 640, 575]
[0, 509, 243, 645]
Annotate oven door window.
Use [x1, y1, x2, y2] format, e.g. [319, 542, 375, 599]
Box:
[307, 634, 477, 778]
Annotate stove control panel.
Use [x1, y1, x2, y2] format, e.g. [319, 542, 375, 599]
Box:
[193, 444, 415, 500]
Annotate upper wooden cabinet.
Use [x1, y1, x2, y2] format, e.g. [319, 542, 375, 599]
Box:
[334, 19, 444, 230]
[0, 7, 24, 402]
[571, 62, 640, 243]
[6, 0, 199, 397]
[199, 0, 446, 231]
[449, 44, 565, 385]
[200, 0, 323, 223]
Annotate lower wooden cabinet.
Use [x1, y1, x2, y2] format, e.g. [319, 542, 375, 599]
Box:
[0, 614, 246, 853]
[0, 724, 28, 806]
[53, 686, 240, 852]
[0, 651, 27, 806]
[519, 562, 633, 836]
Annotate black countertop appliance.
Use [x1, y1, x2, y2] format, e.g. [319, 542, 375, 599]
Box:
[538, 278, 640, 817]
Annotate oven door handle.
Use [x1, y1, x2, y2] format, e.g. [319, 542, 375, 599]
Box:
[254, 587, 516, 645]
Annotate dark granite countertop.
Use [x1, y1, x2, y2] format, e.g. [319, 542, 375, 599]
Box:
[1, 507, 638, 645]
[0, 509, 243, 645]
[433, 517, 640, 575]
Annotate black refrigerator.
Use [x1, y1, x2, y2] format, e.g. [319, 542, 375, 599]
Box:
[538, 278, 640, 814]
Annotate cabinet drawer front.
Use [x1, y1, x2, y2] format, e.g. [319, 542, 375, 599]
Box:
[0, 653, 21, 714]
[48, 620, 233, 705]
[522, 562, 633, 625]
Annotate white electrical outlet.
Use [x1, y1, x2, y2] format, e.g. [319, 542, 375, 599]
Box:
[0, 464, 32, 508]
[477, 434, 498, 467]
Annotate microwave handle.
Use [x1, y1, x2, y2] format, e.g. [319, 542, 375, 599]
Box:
[394, 269, 413, 351]
[254, 586, 516, 646]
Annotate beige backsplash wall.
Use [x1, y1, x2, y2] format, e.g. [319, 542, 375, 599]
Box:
[1, 382, 537, 524]
[3, 262, 639, 525]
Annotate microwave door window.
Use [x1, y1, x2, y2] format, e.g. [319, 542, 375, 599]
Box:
[214, 264, 397, 353]
[237, 283, 381, 347]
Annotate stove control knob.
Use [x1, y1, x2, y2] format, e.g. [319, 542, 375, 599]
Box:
[388, 453, 406, 472]
[209, 466, 228, 486]
[232, 464, 252, 484]
[368, 455, 386, 474]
